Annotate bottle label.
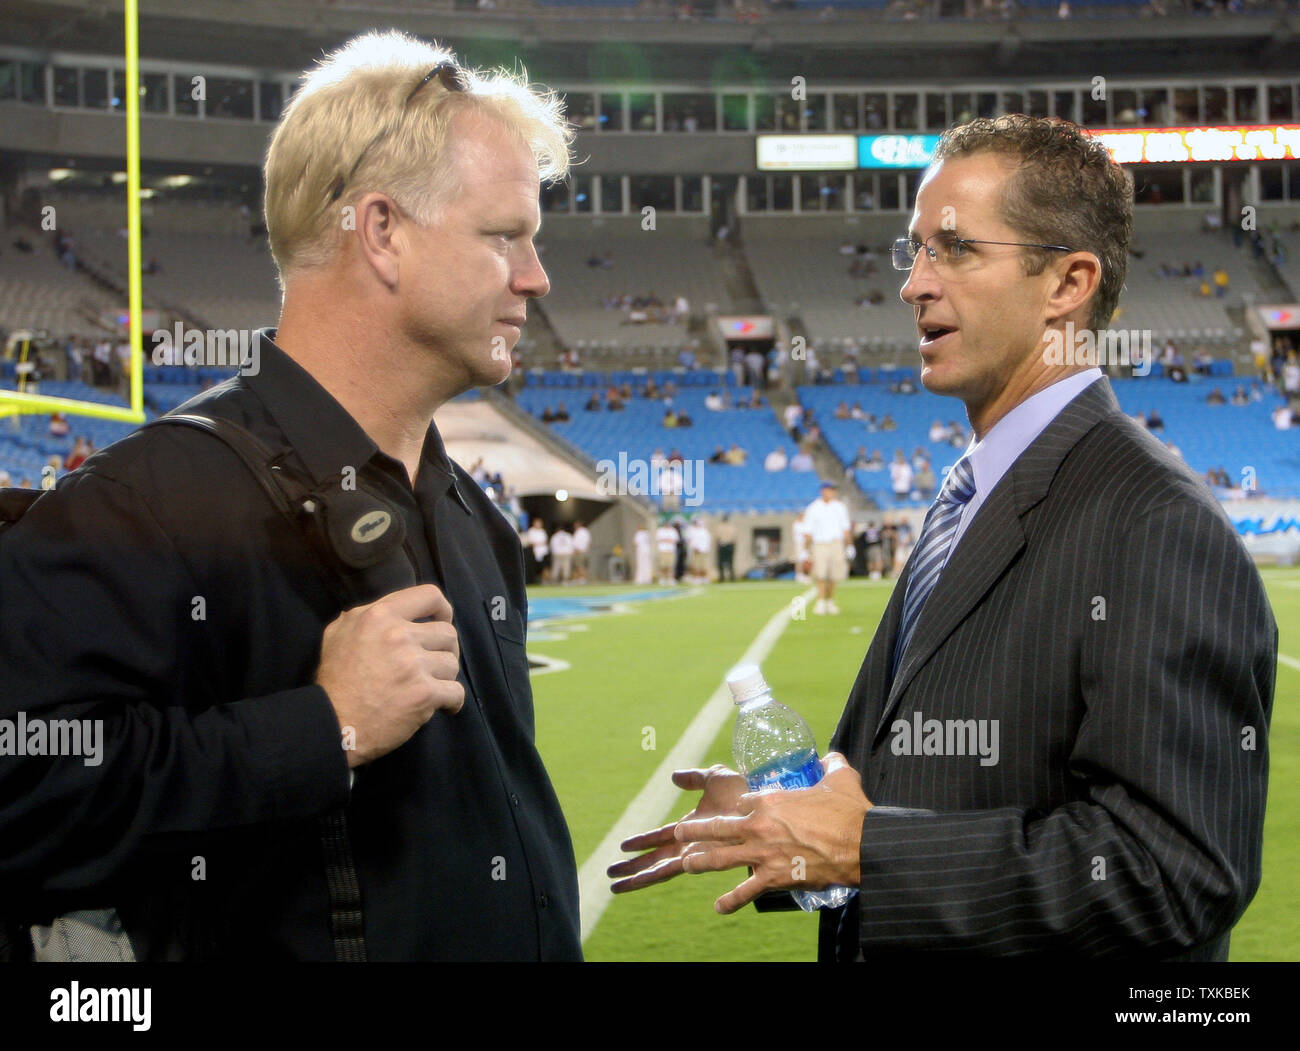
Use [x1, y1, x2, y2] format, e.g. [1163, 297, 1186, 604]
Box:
[746, 752, 823, 792]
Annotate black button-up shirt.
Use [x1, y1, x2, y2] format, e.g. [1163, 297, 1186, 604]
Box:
[0, 332, 581, 961]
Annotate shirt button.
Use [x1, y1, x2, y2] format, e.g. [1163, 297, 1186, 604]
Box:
[510, 793, 520, 807]
[539, 893, 550, 909]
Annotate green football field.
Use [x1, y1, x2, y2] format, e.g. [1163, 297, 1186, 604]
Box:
[525, 570, 1300, 962]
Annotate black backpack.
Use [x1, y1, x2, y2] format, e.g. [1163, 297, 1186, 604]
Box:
[0, 412, 418, 961]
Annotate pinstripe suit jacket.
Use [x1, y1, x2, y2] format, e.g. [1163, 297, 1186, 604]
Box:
[819, 377, 1276, 960]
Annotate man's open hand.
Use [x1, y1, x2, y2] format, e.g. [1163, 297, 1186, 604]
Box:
[675, 752, 871, 915]
[607, 764, 748, 893]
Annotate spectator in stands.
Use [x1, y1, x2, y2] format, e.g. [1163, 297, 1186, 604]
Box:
[914, 457, 936, 497]
[729, 348, 745, 388]
[745, 347, 766, 389]
[1147, 409, 1165, 431]
[834, 401, 851, 420]
[850, 403, 865, 421]
[584, 391, 601, 412]
[1283, 355, 1300, 396]
[864, 413, 879, 432]
[1168, 363, 1188, 383]
[676, 409, 693, 428]
[644, 378, 660, 399]
[606, 386, 624, 411]
[783, 402, 803, 437]
[947, 421, 967, 448]
[889, 450, 912, 500]
[764, 447, 788, 472]
[748, 390, 765, 409]
[790, 449, 814, 472]
[723, 444, 747, 466]
[1206, 387, 1227, 405]
[662, 407, 678, 428]
[1272, 404, 1293, 430]
[1194, 349, 1214, 376]
[881, 414, 897, 431]
[1231, 386, 1249, 406]
[660, 463, 683, 512]
[710, 446, 727, 465]
[0, 470, 9, 488]
[677, 347, 695, 369]
[705, 390, 724, 411]
[64, 436, 92, 472]
[540, 405, 555, 423]
[1213, 267, 1230, 298]
[48, 412, 69, 438]
[911, 446, 928, 471]
[928, 419, 949, 443]
[549, 525, 574, 585]
[572, 521, 591, 583]
[553, 403, 571, 422]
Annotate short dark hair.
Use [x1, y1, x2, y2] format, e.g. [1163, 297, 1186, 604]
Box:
[933, 114, 1134, 332]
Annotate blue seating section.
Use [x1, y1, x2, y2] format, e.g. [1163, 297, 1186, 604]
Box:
[0, 381, 141, 483]
[523, 368, 736, 390]
[8, 365, 1295, 508]
[799, 369, 1299, 507]
[516, 384, 820, 513]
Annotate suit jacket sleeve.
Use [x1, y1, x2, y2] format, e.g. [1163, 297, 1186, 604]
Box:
[851, 495, 1275, 956]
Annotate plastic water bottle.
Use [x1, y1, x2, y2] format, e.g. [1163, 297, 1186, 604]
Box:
[726, 663, 857, 912]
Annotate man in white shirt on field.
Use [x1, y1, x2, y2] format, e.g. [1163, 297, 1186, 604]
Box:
[791, 510, 811, 583]
[804, 480, 852, 614]
[572, 520, 592, 582]
[549, 525, 575, 584]
[655, 520, 680, 585]
[685, 517, 713, 583]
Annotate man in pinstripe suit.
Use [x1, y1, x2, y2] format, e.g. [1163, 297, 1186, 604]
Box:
[610, 115, 1276, 961]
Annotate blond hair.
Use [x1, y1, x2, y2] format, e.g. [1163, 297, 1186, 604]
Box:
[264, 30, 572, 287]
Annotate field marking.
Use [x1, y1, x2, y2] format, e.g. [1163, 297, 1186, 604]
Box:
[575, 585, 816, 944]
[1278, 653, 1300, 671]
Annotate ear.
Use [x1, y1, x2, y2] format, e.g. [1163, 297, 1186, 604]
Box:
[353, 192, 405, 290]
[1045, 250, 1102, 327]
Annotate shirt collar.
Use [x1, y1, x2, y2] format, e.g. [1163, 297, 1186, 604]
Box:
[244, 329, 471, 514]
[964, 368, 1103, 500]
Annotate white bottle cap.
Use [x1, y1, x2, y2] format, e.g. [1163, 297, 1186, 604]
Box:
[726, 663, 769, 705]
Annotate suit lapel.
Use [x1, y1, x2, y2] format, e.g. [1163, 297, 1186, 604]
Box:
[871, 377, 1121, 742]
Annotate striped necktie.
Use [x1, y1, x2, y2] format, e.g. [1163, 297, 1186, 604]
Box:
[890, 457, 977, 681]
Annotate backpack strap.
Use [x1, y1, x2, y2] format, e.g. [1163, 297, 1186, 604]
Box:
[146, 412, 372, 962]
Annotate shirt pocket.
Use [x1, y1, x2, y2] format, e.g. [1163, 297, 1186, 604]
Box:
[481, 596, 534, 724]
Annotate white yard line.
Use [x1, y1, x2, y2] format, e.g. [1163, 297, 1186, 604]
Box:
[1278, 653, 1300, 671]
[575, 586, 817, 944]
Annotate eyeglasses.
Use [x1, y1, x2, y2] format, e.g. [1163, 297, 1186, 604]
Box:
[891, 231, 1074, 271]
[327, 62, 468, 205]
